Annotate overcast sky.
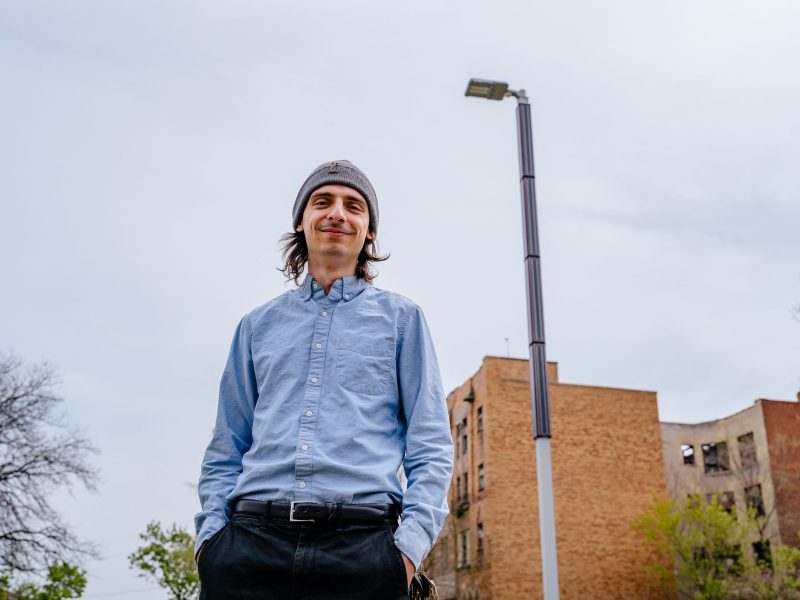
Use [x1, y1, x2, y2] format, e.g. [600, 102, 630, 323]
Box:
[2, 1, 799, 597]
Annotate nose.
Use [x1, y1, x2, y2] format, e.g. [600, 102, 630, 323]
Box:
[326, 198, 346, 221]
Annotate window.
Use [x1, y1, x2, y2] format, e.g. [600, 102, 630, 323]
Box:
[719, 491, 736, 514]
[478, 464, 485, 491]
[461, 418, 468, 455]
[455, 421, 462, 457]
[456, 476, 462, 500]
[463, 473, 469, 499]
[692, 545, 743, 577]
[745, 484, 765, 517]
[753, 540, 772, 567]
[477, 407, 484, 448]
[738, 432, 757, 469]
[702, 441, 730, 473]
[477, 523, 484, 560]
[706, 491, 736, 514]
[457, 530, 470, 568]
[682, 444, 695, 465]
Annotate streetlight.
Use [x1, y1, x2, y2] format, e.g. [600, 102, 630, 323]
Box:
[465, 77, 560, 599]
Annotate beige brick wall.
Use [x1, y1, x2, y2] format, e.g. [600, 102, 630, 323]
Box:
[426, 357, 669, 599]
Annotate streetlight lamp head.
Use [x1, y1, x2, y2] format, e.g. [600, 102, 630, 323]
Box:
[465, 78, 509, 101]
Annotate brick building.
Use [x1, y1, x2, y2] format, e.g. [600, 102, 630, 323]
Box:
[422, 356, 670, 599]
[661, 397, 800, 555]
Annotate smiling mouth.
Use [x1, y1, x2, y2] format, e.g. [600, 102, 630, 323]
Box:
[320, 229, 351, 236]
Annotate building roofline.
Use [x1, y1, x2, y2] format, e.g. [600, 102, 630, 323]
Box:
[479, 355, 656, 394]
[661, 398, 798, 427]
[551, 381, 657, 395]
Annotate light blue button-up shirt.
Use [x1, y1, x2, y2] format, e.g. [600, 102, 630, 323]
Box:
[195, 275, 453, 568]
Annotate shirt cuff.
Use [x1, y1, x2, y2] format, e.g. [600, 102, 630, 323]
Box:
[194, 513, 228, 556]
[393, 518, 430, 570]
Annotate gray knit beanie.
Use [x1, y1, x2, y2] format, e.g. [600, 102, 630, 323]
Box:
[292, 160, 379, 233]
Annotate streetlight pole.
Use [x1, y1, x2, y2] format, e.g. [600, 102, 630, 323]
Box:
[464, 78, 560, 599]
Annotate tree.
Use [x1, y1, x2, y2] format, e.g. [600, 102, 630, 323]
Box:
[633, 495, 800, 599]
[0, 353, 98, 574]
[0, 562, 87, 599]
[128, 521, 199, 600]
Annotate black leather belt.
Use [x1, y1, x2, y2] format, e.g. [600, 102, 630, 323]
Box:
[233, 500, 399, 524]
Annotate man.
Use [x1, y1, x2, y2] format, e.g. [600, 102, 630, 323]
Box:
[195, 160, 454, 599]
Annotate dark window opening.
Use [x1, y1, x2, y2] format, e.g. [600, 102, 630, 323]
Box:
[753, 540, 772, 568]
[477, 407, 484, 449]
[738, 432, 757, 469]
[682, 444, 696, 465]
[478, 464, 485, 491]
[461, 418, 468, 456]
[694, 545, 743, 577]
[706, 491, 736, 514]
[745, 484, 765, 517]
[477, 523, 484, 560]
[456, 476, 462, 500]
[702, 441, 730, 473]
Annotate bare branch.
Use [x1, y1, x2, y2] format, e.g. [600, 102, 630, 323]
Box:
[0, 352, 99, 574]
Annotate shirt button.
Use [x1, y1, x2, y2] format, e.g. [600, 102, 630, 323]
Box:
[315, 343, 322, 349]
[301, 444, 309, 451]
[306, 410, 313, 417]
[298, 481, 306, 488]
[320, 310, 328, 317]
[311, 377, 318, 384]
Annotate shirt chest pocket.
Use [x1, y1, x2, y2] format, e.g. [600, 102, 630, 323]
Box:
[336, 335, 395, 396]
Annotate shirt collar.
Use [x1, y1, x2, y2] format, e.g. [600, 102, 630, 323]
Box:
[299, 274, 368, 302]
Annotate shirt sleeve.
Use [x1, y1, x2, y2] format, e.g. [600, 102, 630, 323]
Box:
[392, 305, 454, 569]
[194, 315, 258, 554]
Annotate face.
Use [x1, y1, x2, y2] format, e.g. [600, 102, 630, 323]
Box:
[296, 184, 373, 267]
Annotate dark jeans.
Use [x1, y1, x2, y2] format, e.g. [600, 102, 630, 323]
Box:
[198, 513, 409, 599]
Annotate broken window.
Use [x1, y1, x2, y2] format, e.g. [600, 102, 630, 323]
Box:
[457, 530, 470, 568]
[753, 540, 772, 567]
[702, 441, 730, 473]
[692, 545, 743, 576]
[719, 491, 736, 514]
[738, 432, 757, 469]
[745, 484, 765, 517]
[478, 464, 485, 491]
[682, 444, 695, 465]
[706, 491, 736, 514]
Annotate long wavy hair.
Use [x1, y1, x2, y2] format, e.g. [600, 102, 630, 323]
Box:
[279, 230, 389, 285]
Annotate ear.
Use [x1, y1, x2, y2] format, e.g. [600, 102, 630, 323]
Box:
[366, 231, 374, 241]
[296, 224, 304, 232]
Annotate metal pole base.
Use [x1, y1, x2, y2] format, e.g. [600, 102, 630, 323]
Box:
[536, 437, 560, 599]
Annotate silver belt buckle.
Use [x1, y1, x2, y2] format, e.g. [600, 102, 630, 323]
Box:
[289, 501, 316, 522]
